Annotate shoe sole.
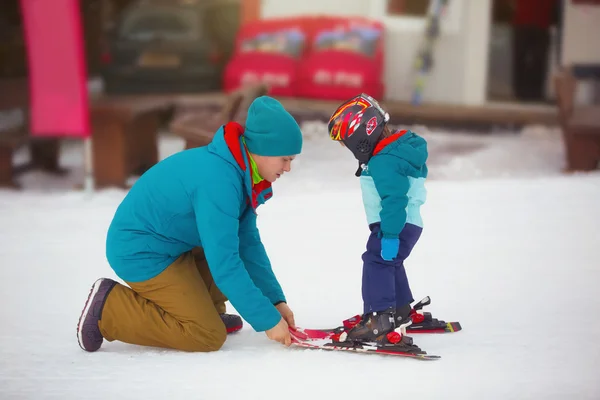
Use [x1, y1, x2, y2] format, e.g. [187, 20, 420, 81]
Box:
[76, 279, 104, 351]
[226, 324, 243, 334]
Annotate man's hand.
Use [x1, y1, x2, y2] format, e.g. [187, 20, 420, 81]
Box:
[265, 317, 291, 346]
[275, 302, 296, 329]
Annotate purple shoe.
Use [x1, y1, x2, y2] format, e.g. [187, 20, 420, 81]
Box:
[77, 278, 117, 352]
[220, 313, 243, 334]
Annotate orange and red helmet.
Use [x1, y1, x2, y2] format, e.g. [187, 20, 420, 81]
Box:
[328, 93, 390, 168]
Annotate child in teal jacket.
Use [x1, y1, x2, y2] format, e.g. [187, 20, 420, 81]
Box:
[328, 93, 428, 348]
[77, 96, 301, 353]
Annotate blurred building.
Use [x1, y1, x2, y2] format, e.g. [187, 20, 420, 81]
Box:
[1, 0, 599, 107]
[252, 0, 600, 106]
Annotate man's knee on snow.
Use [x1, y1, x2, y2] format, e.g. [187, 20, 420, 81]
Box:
[179, 322, 227, 352]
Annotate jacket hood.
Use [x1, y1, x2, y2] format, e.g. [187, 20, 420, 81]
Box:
[374, 129, 428, 172]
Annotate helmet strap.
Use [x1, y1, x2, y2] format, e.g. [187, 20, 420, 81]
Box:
[355, 162, 364, 177]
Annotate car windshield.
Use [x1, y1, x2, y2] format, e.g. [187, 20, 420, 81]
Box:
[119, 6, 199, 40]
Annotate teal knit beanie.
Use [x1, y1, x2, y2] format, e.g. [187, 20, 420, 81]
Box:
[244, 96, 303, 156]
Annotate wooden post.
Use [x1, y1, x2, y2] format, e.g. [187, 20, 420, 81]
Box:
[241, 0, 261, 24]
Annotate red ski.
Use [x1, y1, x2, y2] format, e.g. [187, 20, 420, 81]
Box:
[289, 327, 441, 360]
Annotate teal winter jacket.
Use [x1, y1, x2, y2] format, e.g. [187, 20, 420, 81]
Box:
[105, 122, 284, 332]
[359, 129, 428, 238]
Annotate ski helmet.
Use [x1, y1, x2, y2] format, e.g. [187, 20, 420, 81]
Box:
[328, 93, 390, 171]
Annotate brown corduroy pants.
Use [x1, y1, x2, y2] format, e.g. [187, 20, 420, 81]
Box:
[98, 248, 229, 352]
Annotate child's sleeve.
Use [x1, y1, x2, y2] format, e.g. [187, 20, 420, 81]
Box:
[368, 155, 410, 239]
[238, 209, 286, 305]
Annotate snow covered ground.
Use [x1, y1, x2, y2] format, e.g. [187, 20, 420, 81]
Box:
[1, 122, 599, 400]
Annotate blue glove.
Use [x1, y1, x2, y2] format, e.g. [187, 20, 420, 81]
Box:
[380, 238, 399, 261]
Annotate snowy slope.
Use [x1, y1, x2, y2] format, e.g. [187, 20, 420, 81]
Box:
[1, 124, 599, 399]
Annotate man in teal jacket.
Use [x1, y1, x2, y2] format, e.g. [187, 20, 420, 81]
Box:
[77, 96, 302, 353]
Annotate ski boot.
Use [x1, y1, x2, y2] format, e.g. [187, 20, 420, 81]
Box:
[333, 308, 424, 354]
[334, 303, 412, 336]
[331, 296, 460, 336]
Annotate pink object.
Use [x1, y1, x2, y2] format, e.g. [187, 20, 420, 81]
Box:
[223, 16, 385, 100]
[296, 17, 385, 100]
[224, 52, 300, 97]
[223, 17, 311, 96]
[20, 0, 90, 138]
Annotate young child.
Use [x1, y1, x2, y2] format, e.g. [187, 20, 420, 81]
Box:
[328, 93, 428, 348]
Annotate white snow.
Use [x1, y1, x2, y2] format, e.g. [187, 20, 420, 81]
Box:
[1, 122, 600, 399]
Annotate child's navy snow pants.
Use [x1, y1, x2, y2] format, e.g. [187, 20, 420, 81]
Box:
[361, 222, 422, 314]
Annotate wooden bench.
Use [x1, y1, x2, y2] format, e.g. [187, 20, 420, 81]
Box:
[0, 108, 64, 188]
[0, 75, 176, 189]
[89, 96, 175, 189]
[0, 99, 172, 190]
[554, 67, 600, 172]
[170, 84, 269, 149]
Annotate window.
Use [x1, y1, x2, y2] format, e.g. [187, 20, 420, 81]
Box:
[386, 0, 431, 17]
[119, 7, 199, 40]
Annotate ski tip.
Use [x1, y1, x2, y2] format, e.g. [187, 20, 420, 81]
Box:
[446, 322, 462, 333]
[376, 349, 441, 360]
[400, 352, 441, 360]
[420, 355, 442, 360]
